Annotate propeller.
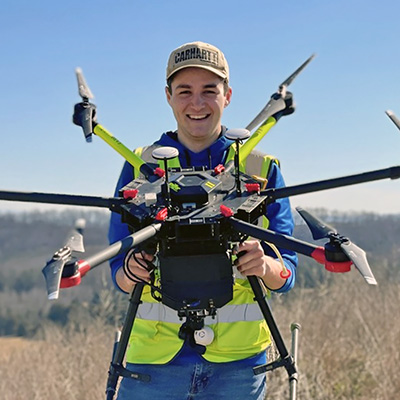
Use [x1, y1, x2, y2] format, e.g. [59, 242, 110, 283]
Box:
[296, 207, 377, 285]
[385, 110, 400, 132]
[74, 67, 96, 142]
[246, 54, 315, 132]
[42, 219, 86, 299]
[76, 67, 94, 101]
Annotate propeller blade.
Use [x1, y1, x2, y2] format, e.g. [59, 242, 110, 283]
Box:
[296, 207, 337, 240]
[64, 218, 86, 253]
[246, 54, 315, 132]
[42, 247, 71, 300]
[340, 241, 377, 285]
[245, 96, 286, 132]
[280, 54, 316, 88]
[385, 110, 400, 132]
[75, 67, 94, 100]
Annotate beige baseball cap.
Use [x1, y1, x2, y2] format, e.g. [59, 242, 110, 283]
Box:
[166, 41, 229, 82]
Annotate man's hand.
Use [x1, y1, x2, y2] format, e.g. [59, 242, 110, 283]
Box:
[234, 240, 288, 290]
[235, 240, 268, 278]
[116, 251, 155, 293]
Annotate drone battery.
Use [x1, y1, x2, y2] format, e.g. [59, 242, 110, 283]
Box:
[158, 252, 233, 312]
[169, 171, 222, 208]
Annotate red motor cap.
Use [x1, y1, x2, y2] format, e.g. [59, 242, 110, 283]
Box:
[325, 260, 352, 273]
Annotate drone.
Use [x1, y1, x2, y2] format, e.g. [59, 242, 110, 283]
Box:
[1, 54, 399, 400]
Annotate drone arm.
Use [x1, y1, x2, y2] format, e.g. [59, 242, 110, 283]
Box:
[229, 217, 321, 260]
[229, 218, 360, 277]
[93, 124, 157, 181]
[262, 166, 400, 200]
[239, 117, 277, 164]
[59, 223, 162, 289]
[0, 190, 124, 212]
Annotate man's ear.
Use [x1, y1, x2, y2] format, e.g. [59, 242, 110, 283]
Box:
[224, 87, 232, 108]
[165, 86, 172, 105]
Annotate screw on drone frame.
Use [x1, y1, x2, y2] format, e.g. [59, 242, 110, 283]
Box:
[225, 128, 251, 194]
[152, 147, 179, 207]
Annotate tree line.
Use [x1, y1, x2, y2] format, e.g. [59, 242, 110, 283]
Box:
[0, 208, 399, 336]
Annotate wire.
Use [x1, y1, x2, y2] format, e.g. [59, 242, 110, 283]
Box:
[262, 241, 290, 278]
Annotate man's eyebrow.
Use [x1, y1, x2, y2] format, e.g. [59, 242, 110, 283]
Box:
[175, 83, 219, 89]
[204, 83, 218, 89]
[175, 84, 192, 89]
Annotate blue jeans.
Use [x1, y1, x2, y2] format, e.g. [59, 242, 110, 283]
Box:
[116, 351, 267, 400]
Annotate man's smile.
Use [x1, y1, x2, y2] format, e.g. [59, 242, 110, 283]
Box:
[187, 114, 210, 120]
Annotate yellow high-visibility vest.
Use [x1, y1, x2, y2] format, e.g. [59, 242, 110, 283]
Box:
[126, 144, 279, 363]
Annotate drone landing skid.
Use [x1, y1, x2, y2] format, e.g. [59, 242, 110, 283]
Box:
[105, 276, 300, 400]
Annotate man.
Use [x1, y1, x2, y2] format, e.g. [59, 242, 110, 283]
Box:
[108, 41, 297, 400]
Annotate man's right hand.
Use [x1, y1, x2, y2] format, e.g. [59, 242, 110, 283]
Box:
[116, 251, 155, 293]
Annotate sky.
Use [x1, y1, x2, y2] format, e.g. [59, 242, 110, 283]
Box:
[1, 0, 400, 215]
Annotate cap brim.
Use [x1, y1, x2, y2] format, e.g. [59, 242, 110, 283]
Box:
[167, 64, 228, 81]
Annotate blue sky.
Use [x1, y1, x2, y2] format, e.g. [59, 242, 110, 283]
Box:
[1, 0, 400, 214]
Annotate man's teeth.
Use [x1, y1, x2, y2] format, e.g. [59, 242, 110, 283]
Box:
[189, 115, 207, 120]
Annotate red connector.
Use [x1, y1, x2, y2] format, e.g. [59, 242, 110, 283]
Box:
[220, 205, 234, 217]
[280, 269, 292, 279]
[155, 207, 168, 221]
[245, 183, 260, 193]
[123, 189, 138, 200]
[214, 164, 225, 175]
[154, 167, 165, 178]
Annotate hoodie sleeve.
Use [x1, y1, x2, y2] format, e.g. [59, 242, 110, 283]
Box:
[108, 161, 134, 291]
[262, 162, 298, 293]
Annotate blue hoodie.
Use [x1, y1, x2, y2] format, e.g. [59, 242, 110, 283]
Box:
[108, 128, 297, 293]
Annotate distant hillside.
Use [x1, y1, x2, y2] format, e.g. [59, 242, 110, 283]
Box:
[0, 209, 109, 263]
[293, 209, 400, 286]
[0, 208, 399, 335]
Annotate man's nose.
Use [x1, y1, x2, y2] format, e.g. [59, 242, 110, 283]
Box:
[190, 93, 205, 109]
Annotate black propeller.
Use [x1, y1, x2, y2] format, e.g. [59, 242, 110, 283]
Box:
[246, 54, 315, 132]
[42, 219, 86, 299]
[296, 207, 377, 285]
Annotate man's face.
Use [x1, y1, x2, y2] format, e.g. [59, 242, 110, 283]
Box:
[166, 67, 232, 152]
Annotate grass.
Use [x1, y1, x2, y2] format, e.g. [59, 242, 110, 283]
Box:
[1, 274, 399, 399]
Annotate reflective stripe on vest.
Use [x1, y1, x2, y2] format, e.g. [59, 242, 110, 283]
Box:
[126, 143, 277, 364]
[137, 302, 263, 324]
